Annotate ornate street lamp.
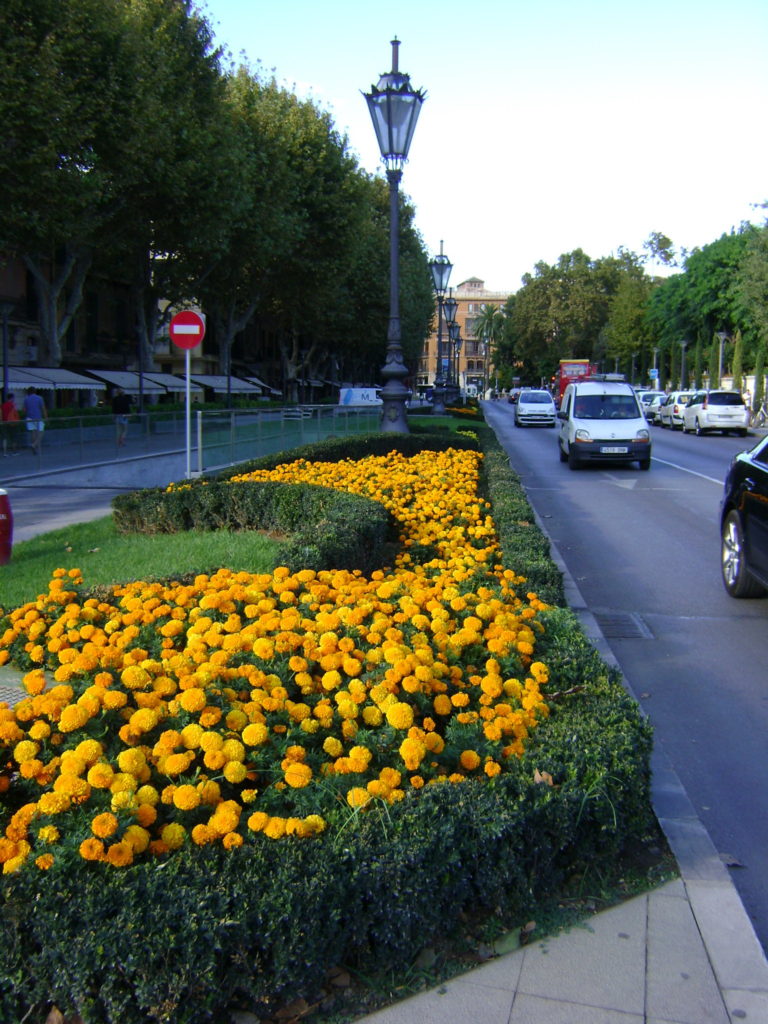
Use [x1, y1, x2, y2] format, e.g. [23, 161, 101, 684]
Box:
[680, 339, 689, 389]
[364, 39, 426, 433]
[449, 322, 462, 402]
[428, 243, 452, 414]
[443, 289, 458, 401]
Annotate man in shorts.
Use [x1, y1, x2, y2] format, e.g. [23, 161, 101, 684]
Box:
[23, 387, 47, 455]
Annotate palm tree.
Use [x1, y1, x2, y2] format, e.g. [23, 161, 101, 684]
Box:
[472, 304, 505, 395]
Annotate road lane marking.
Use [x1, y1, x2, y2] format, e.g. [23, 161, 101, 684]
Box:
[651, 456, 722, 484]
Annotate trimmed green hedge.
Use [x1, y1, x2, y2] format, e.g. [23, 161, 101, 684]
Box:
[1, 419, 655, 1024]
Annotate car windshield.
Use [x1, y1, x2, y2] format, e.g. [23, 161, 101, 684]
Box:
[573, 395, 640, 419]
[521, 393, 552, 404]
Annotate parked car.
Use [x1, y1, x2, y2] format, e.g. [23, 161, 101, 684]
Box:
[557, 377, 651, 470]
[682, 390, 749, 437]
[643, 393, 667, 424]
[720, 434, 768, 597]
[514, 389, 557, 427]
[658, 390, 694, 429]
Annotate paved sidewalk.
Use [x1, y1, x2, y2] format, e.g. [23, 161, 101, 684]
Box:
[2, 440, 768, 1024]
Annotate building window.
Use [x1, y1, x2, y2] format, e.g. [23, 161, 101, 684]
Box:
[465, 318, 477, 337]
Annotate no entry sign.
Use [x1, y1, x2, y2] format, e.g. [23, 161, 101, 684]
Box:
[169, 310, 206, 350]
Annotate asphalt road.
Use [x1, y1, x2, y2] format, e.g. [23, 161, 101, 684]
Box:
[483, 400, 768, 954]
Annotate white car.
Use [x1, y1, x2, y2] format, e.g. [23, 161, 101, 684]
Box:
[643, 393, 667, 424]
[557, 377, 651, 470]
[658, 391, 694, 429]
[682, 390, 750, 437]
[514, 389, 557, 427]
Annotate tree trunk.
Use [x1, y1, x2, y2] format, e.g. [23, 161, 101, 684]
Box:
[24, 245, 92, 366]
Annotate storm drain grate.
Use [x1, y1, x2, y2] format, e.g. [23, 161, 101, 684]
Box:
[593, 611, 654, 640]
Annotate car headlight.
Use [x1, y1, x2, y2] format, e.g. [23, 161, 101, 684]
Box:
[575, 429, 591, 442]
[635, 429, 650, 442]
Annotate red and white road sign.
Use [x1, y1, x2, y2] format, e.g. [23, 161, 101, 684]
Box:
[169, 310, 206, 350]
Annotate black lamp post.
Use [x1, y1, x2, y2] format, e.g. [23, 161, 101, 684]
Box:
[443, 289, 458, 400]
[364, 39, 426, 433]
[449, 322, 462, 402]
[428, 243, 452, 414]
[680, 339, 688, 389]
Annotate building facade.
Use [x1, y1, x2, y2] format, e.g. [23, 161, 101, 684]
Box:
[415, 277, 513, 397]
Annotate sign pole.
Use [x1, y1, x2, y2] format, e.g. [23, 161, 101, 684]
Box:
[185, 348, 191, 479]
[168, 309, 206, 481]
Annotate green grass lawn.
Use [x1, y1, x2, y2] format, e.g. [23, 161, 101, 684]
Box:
[0, 517, 285, 611]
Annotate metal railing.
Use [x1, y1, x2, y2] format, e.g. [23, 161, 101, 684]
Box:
[3, 405, 385, 476]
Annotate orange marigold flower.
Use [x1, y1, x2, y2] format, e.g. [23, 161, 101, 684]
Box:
[79, 837, 105, 861]
[459, 749, 481, 771]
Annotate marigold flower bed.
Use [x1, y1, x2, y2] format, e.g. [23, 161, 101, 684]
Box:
[0, 448, 551, 875]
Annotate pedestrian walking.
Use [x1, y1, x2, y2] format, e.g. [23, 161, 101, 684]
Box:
[111, 386, 132, 447]
[1, 392, 21, 455]
[22, 387, 47, 455]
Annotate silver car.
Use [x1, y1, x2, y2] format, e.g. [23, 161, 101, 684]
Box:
[514, 389, 557, 427]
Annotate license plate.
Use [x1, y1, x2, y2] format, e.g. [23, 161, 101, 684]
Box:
[600, 446, 628, 454]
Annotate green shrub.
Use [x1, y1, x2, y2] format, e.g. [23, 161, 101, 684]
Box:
[0, 421, 655, 1024]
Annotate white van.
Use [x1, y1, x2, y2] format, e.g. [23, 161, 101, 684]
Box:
[557, 377, 652, 470]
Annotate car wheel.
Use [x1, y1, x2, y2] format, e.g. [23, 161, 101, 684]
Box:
[559, 443, 568, 463]
[681, 422, 688, 434]
[721, 510, 766, 598]
[567, 447, 581, 470]
[695, 419, 705, 436]
[738, 428, 748, 437]
[638, 457, 651, 470]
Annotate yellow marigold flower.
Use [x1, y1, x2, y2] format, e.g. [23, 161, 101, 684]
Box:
[164, 751, 195, 776]
[242, 723, 269, 746]
[347, 786, 371, 808]
[459, 749, 481, 771]
[38, 792, 70, 815]
[23, 670, 47, 696]
[136, 784, 159, 806]
[484, 760, 502, 778]
[178, 687, 206, 713]
[28, 720, 52, 741]
[323, 736, 343, 758]
[321, 669, 342, 691]
[179, 723, 204, 749]
[362, 706, 383, 727]
[117, 749, 147, 776]
[87, 762, 115, 789]
[75, 739, 102, 765]
[199, 730, 224, 753]
[348, 745, 372, 772]
[247, 811, 269, 832]
[124, 825, 150, 854]
[264, 816, 286, 840]
[385, 702, 414, 730]
[173, 784, 201, 811]
[13, 740, 39, 764]
[37, 825, 60, 844]
[197, 779, 221, 805]
[221, 738, 245, 762]
[223, 761, 247, 784]
[79, 837, 105, 861]
[283, 762, 312, 789]
[161, 823, 186, 850]
[399, 736, 426, 772]
[409, 775, 425, 789]
[58, 704, 89, 733]
[102, 690, 128, 711]
[121, 665, 151, 690]
[222, 832, 243, 850]
[111, 790, 137, 813]
[91, 812, 119, 839]
[106, 840, 134, 867]
[433, 694, 452, 716]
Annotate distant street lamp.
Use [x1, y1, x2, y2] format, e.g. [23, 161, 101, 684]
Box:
[680, 339, 688, 389]
[443, 289, 458, 401]
[716, 331, 728, 389]
[428, 243, 452, 414]
[364, 39, 426, 433]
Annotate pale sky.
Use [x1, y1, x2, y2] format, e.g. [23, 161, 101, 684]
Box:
[200, 0, 768, 293]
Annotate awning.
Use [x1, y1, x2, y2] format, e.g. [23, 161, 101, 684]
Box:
[143, 372, 202, 394]
[5, 366, 106, 391]
[190, 375, 262, 394]
[84, 370, 165, 395]
[243, 375, 282, 395]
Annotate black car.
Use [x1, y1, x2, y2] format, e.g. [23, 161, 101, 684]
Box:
[720, 434, 768, 597]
